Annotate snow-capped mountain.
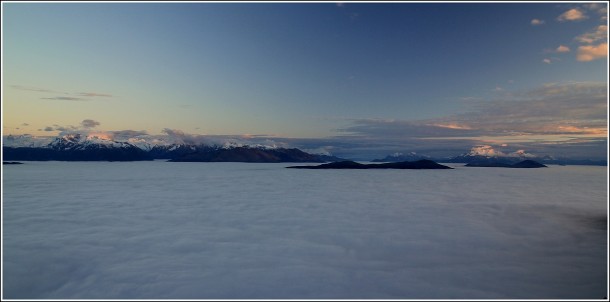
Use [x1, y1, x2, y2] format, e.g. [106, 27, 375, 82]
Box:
[3, 133, 344, 163]
[371, 152, 431, 162]
[48, 133, 140, 151]
[448, 145, 547, 164]
[3, 133, 151, 161]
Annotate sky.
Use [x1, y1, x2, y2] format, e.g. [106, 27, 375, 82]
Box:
[1, 2, 608, 159]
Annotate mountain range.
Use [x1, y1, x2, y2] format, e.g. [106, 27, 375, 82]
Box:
[2, 134, 344, 163]
[2, 134, 606, 165]
[372, 147, 607, 166]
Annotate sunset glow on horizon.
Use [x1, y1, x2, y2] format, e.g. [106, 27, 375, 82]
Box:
[2, 2, 607, 159]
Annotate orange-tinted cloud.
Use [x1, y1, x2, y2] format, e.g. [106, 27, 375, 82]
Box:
[557, 8, 587, 21]
[431, 123, 473, 130]
[575, 25, 607, 44]
[577, 43, 608, 61]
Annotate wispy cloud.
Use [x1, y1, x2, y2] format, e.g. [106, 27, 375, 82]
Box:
[557, 8, 588, 22]
[582, 3, 607, 15]
[44, 124, 77, 132]
[79, 92, 113, 97]
[576, 42, 608, 61]
[530, 19, 545, 25]
[431, 123, 473, 130]
[582, 3, 602, 11]
[12, 85, 113, 99]
[11, 85, 63, 94]
[575, 25, 608, 44]
[41, 96, 88, 101]
[542, 58, 552, 64]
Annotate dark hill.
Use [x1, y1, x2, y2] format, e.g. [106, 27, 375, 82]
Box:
[287, 159, 453, 169]
[510, 160, 547, 168]
[466, 160, 547, 168]
[168, 146, 342, 163]
[288, 161, 367, 169]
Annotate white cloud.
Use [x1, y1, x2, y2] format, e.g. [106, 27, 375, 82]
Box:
[556, 45, 570, 53]
[557, 8, 588, 21]
[543, 58, 552, 64]
[576, 42, 608, 61]
[530, 19, 545, 25]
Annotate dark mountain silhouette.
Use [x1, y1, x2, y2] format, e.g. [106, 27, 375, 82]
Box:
[510, 160, 547, 168]
[287, 159, 453, 169]
[168, 146, 344, 163]
[3, 135, 345, 163]
[3, 161, 23, 165]
[465, 160, 547, 168]
[147, 144, 200, 159]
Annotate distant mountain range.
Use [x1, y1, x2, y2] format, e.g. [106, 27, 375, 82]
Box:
[2, 134, 344, 163]
[371, 152, 430, 162]
[465, 160, 547, 168]
[373, 148, 607, 166]
[2, 134, 606, 165]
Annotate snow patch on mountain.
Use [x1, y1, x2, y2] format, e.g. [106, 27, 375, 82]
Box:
[48, 133, 139, 151]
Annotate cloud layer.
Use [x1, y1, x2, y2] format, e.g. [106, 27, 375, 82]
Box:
[3, 160, 607, 298]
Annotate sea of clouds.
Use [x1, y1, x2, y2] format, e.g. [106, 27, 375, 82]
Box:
[2, 162, 607, 299]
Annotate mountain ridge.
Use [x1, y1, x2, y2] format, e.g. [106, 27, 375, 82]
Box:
[2, 134, 345, 163]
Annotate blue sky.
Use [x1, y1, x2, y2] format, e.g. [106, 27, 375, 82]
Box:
[2, 2, 608, 159]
